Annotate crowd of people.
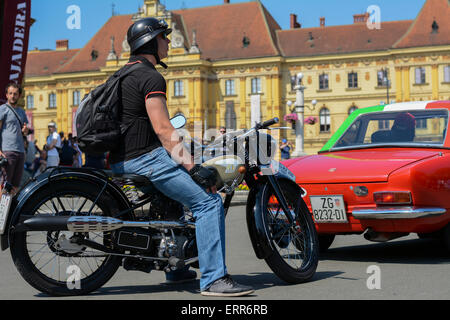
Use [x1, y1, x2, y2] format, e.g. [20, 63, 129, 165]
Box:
[0, 83, 109, 193]
[24, 129, 107, 179]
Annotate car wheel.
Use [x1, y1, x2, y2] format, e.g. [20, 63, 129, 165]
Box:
[318, 234, 335, 253]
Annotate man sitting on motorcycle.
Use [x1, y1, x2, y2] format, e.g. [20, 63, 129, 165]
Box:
[109, 17, 254, 297]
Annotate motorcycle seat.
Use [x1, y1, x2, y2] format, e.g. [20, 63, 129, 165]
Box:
[104, 171, 152, 188]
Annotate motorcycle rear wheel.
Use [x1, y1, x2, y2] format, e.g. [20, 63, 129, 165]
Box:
[263, 181, 319, 284]
[10, 180, 124, 296]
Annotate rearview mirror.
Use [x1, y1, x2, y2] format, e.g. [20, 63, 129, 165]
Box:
[170, 114, 187, 129]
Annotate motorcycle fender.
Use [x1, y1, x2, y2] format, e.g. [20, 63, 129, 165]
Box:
[246, 178, 304, 260]
[1, 171, 130, 251]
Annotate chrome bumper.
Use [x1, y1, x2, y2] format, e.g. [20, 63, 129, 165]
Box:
[352, 207, 447, 220]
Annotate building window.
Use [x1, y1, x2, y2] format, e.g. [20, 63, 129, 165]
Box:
[73, 90, 81, 106]
[444, 66, 450, 83]
[319, 108, 331, 133]
[174, 80, 184, 97]
[348, 106, 358, 115]
[377, 69, 389, 87]
[415, 67, 426, 84]
[225, 101, 237, 130]
[49, 93, 57, 109]
[26, 95, 34, 109]
[378, 120, 390, 130]
[319, 74, 329, 90]
[251, 78, 261, 94]
[225, 80, 235, 96]
[348, 72, 358, 89]
[416, 119, 427, 129]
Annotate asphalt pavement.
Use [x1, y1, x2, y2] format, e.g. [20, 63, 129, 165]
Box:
[1, 205, 449, 300]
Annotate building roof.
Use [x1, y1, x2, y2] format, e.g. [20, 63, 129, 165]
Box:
[25, 49, 79, 77]
[172, 1, 281, 61]
[393, 0, 450, 49]
[55, 14, 133, 74]
[277, 20, 413, 58]
[24, 0, 450, 78]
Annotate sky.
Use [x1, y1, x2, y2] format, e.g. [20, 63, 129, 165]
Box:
[29, 0, 427, 51]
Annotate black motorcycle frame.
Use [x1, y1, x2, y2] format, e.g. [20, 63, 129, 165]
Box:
[1, 118, 305, 268]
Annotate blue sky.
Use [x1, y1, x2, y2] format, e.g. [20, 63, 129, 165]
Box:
[29, 0, 427, 50]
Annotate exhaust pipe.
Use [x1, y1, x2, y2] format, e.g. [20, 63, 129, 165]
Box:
[16, 215, 195, 233]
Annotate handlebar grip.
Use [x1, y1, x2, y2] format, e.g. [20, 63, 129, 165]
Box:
[261, 118, 279, 129]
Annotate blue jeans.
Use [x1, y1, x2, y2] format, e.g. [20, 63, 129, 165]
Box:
[111, 147, 228, 290]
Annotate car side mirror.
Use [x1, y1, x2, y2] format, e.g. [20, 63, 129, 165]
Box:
[170, 114, 186, 129]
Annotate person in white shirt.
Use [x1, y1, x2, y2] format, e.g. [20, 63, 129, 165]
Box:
[44, 121, 61, 167]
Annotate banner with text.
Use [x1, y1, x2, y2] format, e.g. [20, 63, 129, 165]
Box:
[0, 0, 31, 104]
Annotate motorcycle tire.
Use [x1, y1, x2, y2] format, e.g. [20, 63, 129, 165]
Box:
[10, 180, 125, 296]
[263, 180, 319, 284]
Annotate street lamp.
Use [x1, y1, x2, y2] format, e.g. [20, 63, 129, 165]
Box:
[383, 68, 391, 104]
[289, 73, 317, 157]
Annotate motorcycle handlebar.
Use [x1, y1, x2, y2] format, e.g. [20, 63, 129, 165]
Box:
[256, 118, 279, 130]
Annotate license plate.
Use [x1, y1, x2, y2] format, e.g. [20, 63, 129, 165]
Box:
[0, 194, 12, 235]
[310, 195, 348, 223]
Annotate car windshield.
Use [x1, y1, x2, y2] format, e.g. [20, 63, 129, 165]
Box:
[332, 109, 448, 150]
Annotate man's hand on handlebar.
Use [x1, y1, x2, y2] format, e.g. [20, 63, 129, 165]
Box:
[189, 165, 218, 194]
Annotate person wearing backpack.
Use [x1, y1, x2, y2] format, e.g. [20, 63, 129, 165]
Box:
[106, 18, 253, 297]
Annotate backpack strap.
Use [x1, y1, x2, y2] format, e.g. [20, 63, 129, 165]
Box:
[113, 61, 145, 81]
[114, 62, 149, 134]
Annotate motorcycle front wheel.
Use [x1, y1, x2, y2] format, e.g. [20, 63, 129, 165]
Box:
[10, 180, 124, 296]
[262, 180, 319, 284]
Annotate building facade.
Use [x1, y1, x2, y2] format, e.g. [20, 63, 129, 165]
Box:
[23, 0, 450, 155]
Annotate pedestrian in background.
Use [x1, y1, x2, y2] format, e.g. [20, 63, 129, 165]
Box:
[59, 139, 77, 167]
[45, 121, 61, 167]
[280, 139, 292, 160]
[32, 149, 47, 178]
[0, 83, 29, 195]
[70, 136, 83, 168]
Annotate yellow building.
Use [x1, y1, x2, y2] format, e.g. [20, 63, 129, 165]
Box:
[23, 0, 450, 155]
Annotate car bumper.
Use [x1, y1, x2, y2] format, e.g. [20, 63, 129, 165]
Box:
[352, 207, 446, 220]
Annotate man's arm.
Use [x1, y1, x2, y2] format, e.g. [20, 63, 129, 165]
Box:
[145, 96, 194, 172]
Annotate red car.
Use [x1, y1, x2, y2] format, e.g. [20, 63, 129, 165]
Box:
[284, 101, 450, 251]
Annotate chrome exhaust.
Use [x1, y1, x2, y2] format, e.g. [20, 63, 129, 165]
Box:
[67, 216, 196, 233]
[17, 215, 195, 233]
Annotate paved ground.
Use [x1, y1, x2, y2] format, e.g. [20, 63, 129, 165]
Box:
[1, 205, 449, 300]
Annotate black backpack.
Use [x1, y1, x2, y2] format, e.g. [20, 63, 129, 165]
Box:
[75, 63, 142, 156]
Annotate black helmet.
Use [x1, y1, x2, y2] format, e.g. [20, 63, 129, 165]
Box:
[127, 18, 172, 55]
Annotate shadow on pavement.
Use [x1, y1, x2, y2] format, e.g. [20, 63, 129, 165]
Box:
[320, 238, 450, 265]
[34, 271, 341, 298]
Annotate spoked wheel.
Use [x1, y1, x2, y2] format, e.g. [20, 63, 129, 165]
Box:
[10, 180, 124, 296]
[262, 180, 318, 284]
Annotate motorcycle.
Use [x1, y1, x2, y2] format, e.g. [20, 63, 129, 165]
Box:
[0, 116, 318, 296]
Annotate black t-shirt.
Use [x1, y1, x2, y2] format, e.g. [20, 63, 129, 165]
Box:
[109, 55, 167, 164]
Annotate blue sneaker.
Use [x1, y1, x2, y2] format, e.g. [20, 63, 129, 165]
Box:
[165, 268, 197, 284]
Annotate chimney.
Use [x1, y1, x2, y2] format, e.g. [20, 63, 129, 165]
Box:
[290, 14, 301, 29]
[56, 39, 69, 51]
[353, 13, 369, 24]
[320, 17, 325, 27]
[224, 0, 230, 3]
